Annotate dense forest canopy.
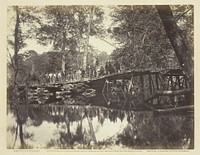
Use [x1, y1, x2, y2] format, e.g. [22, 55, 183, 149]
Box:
[110, 5, 193, 71]
[7, 5, 193, 86]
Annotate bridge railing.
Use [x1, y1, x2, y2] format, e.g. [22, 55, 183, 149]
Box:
[102, 69, 192, 110]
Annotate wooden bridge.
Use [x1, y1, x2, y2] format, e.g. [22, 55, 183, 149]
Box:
[17, 68, 193, 116]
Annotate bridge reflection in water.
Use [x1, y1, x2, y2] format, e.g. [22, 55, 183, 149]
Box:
[7, 69, 194, 149]
[7, 97, 193, 149]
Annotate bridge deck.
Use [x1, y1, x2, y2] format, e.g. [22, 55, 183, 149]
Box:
[65, 68, 184, 84]
[16, 68, 193, 113]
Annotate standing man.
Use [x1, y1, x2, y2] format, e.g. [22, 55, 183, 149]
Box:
[81, 68, 85, 79]
[105, 62, 109, 75]
[114, 61, 121, 73]
[94, 57, 99, 77]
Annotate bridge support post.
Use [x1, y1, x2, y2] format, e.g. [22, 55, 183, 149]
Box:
[140, 75, 145, 103]
[148, 74, 153, 105]
[155, 74, 160, 105]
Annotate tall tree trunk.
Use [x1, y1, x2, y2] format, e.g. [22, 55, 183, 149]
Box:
[61, 31, 66, 80]
[156, 5, 193, 83]
[14, 6, 20, 87]
[83, 6, 95, 71]
[19, 124, 26, 148]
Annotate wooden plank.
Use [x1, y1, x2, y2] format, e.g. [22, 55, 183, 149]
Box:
[144, 89, 192, 103]
[145, 104, 194, 113]
[140, 75, 145, 102]
[155, 74, 160, 105]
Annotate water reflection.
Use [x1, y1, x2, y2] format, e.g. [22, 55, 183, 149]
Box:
[7, 100, 130, 149]
[7, 95, 194, 149]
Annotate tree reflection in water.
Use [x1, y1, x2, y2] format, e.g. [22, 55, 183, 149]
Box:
[7, 95, 193, 149]
[7, 98, 130, 149]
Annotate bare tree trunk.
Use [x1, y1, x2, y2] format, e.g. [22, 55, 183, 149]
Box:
[156, 5, 193, 83]
[83, 6, 95, 71]
[14, 6, 20, 87]
[61, 31, 66, 81]
[19, 124, 26, 148]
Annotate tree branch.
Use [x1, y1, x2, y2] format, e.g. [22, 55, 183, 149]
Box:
[7, 50, 15, 70]
[156, 5, 193, 81]
[175, 7, 193, 22]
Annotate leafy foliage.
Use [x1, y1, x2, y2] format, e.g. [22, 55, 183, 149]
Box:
[36, 6, 105, 51]
[7, 6, 107, 85]
[171, 5, 193, 57]
[117, 112, 193, 149]
[110, 5, 193, 70]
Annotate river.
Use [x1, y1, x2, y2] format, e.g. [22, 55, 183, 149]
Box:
[7, 93, 193, 149]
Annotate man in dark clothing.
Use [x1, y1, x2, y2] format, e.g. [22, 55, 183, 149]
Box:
[81, 69, 85, 79]
[114, 61, 121, 73]
[105, 61, 115, 74]
[108, 61, 115, 74]
[99, 66, 105, 76]
[86, 65, 90, 78]
[95, 57, 99, 67]
[105, 62, 109, 75]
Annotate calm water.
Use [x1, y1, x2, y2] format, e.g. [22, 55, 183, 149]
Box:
[7, 94, 194, 149]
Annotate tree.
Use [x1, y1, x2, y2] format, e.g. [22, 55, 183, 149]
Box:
[13, 6, 22, 87]
[7, 6, 106, 85]
[46, 51, 62, 73]
[7, 6, 40, 87]
[36, 6, 105, 73]
[110, 6, 179, 70]
[156, 5, 193, 82]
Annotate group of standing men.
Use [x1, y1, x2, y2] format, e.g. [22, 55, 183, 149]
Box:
[79, 59, 121, 79]
[29, 58, 122, 85]
[105, 60, 121, 75]
[94, 60, 121, 78]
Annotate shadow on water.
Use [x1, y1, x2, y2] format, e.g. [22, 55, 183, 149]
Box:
[7, 88, 194, 149]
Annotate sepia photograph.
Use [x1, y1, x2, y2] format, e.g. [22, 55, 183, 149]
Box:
[5, 3, 195, 151]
